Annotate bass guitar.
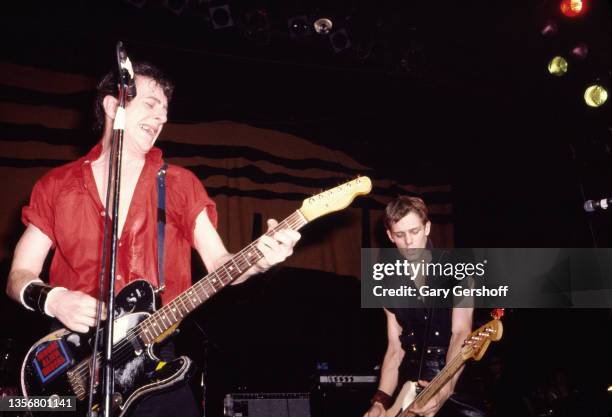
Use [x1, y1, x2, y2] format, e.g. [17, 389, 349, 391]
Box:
[386, 318, 503, 417]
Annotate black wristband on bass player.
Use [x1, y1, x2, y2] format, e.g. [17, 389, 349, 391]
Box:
[22, 281, 53, 315]
[371, 389, 393, 410]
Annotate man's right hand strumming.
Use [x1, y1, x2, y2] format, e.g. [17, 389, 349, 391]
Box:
[46, 289, 106, 333]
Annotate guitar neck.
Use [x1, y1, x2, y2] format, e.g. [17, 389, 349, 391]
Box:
[396, 319, 503, 417]
[396, 353, 466, 417]
[416, 354, 464, 407]
[136, 210, 308, 344]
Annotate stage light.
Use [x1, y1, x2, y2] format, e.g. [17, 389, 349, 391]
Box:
[548, 56, 568, 76]
[570, 43, 589, 59]
[329, 29, 351, 53]
[584, 84, 608, 107]
[560, 0, 587, 17]
[210, 5, 234, 29]
[541, 21, 558, 36]
[288, 15, 311, 38]
[314, 18, 333, 35]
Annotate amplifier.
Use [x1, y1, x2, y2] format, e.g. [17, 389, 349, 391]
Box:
[319, 375, 377, 385]
[316, 375, 377, 417]
[224, 392, 311, 417]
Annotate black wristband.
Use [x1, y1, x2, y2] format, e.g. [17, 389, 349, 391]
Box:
[23, 281, 53, 315]
[371, 389, 393, 410]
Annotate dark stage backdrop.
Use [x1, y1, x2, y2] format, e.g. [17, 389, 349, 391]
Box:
[0, 62, 454, 276]
[0, 62, 452, 415]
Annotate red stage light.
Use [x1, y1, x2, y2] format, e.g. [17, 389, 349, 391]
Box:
[560, 0, 587, 17]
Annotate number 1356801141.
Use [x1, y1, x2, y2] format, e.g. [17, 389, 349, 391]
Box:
[0, 395, 76, 411]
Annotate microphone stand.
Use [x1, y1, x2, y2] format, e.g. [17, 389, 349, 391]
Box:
[93, 42, 134, 417]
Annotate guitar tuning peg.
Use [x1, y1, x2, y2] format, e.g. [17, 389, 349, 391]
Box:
[491, 308, 505, 320]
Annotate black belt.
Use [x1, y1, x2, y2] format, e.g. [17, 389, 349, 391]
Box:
[400, 345, 448, 382]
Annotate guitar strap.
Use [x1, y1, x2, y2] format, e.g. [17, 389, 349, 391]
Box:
[416, 246, 449, 382]
[156, 162, 168, 293]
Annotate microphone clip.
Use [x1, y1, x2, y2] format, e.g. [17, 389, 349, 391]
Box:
[116, 42, 137, 99]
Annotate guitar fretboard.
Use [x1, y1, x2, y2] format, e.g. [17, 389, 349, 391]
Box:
[396, 321, 500, 417]
[136, 211, 308, 344]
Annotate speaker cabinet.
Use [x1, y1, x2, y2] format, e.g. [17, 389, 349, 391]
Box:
[224, 392, 311, 417]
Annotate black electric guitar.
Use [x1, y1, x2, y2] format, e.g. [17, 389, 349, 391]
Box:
[21, 177, 372, 416]
[386, 318, 503, 417]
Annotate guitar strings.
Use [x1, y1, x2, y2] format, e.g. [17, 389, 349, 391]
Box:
[395, 349, 465, 417]
[398, 329, 492, 417]
[70, 214, 305, 381]
[74, 178, 360, 379]
[69, 224, 295, 382]
[69, 213, 306, 386]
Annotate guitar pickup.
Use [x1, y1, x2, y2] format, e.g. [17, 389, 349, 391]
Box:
[127, 330, 145, 354]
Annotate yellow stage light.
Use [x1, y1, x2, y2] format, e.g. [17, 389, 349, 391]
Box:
[548, 56, 568, 76]
[584, 85, 608, 107]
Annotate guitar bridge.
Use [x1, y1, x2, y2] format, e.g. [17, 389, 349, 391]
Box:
[66, 368, 88, 401]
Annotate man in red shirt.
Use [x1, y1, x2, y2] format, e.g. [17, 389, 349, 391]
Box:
[6, 62, 300, 415]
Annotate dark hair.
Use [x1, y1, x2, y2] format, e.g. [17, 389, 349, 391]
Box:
[93, 61, 174, 132]
[384, 196, 429, 230]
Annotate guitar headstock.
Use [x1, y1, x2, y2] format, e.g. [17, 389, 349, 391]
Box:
[299, 177, 372, 221]
[461, 319, 503, 361]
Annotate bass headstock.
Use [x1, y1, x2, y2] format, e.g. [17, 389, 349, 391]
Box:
[461, 319, 503, 361]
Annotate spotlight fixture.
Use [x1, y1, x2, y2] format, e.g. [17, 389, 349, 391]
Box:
[329, 28, 351, 53]
[547, 56, 568, 76]
[314, 18, 333, 35]
[288, 15, 311, 38]
[584, 84, 608, 107]
[560, 0, 587, 17]
[210, 5, 234, 29]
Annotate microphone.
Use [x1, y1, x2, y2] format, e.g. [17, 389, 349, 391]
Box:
[116, 41, 137, 98]
[584, 197, 612, 212]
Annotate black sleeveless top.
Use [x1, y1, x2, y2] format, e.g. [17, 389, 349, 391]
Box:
[388, 306, 453, 354]
[382, 246, 455, 381]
